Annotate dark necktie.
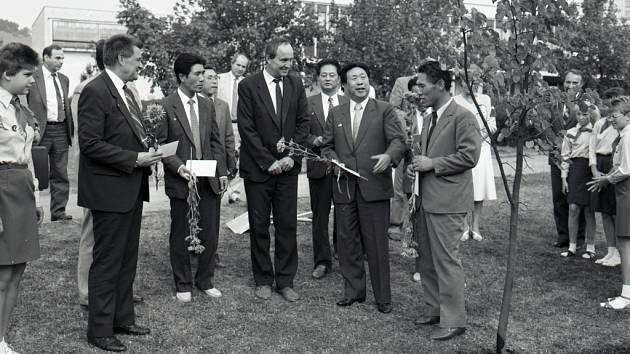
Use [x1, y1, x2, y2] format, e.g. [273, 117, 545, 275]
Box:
[122, 84, 147, 142]
[574, 126, 592, 140]
[427, 111, 438, 145]
[188, 99, 202, 159]
[11, 96, 26, 131]
[327, 96, 334, 120]
[273, 77, 283, 119]
[612, 135, 621, 155]
[601, 119, 611, 132]
[50, 72, 65, 122]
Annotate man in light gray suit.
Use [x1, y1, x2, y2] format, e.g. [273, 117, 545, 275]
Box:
[407, 61, 481, 340]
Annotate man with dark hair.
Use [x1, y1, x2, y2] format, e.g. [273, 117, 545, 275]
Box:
[27, 43, 73, 221]
[407, 60, 480, 340]
[305, 58, 348, 279]
[159, 53, 227, 303]
[321, 62, 406, 314]
[78, 33, 162, 352]
[217, 52, 249, 203]
[237, 37, 310, 301]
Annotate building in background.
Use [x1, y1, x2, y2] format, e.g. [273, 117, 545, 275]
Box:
[31, 6, 161, 101]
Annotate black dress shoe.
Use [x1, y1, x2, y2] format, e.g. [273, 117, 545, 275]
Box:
[133, 294, 144, 303]
[430, 327, 466, 340]
[554, 241, 569, 248]
[377, 303, 392, 313]
[114, 324, 150, 336]
[414, 315, 440, 326]
[88, 336, 127, 352]
[336, 297, 366, 307]
[51, 213, 72, 221]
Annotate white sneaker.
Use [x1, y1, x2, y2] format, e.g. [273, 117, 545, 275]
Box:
[412, 272, 421, 283]
[595, 253, 611, 264]
[461, 229, 470, 241]
[176, 292, 192, 303]
[202, 287, 222, 298]
[603, 253, 621, 267]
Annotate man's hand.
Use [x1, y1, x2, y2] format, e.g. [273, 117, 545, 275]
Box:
[312, 136, 324, 147]
[279, 157, 295, 172]
[406, 164, 416, 180]
[371, 154, 392, 174]
[267, 160, 283, 175]
[219, 176, 228, 192]
[228, 168, 238, 180]
[587, 175, 609, 192]
[156, 161, 165, 179]
[411, 155, 434, 172]
[177, 165, 195, 181]
[562, 177, 569, 194]
[36, 206, 44, 225]
[591, 167, 603, 178]
[136, 151, 163, 167]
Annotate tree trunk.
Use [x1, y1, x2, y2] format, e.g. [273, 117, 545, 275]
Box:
[496, 137, 524, 354]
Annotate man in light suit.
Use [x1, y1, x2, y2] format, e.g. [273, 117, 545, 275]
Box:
[321, 62, 406, 314]
[237, 37, 310, 302]
[159, 53, 228, 303]
[201, 65, 237, 269]
[305, 59, 348, 279]
[27, 44, 74, 221]
[407, 61, 481, 340]
[78, 34, 162, 352]
[217, 53, 249, 203]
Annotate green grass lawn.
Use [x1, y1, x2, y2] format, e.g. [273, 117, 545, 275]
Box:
[7, 173, 630, 353]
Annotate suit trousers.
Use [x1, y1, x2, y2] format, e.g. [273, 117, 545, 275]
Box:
[415, 205, 467, 328]
[308, 174, 337, 270]
[78, 208, 93, 306]
[169, 178, 219, 292]
[88, 196, 143, 338]
[390, 162, 408, 227]
[550, 163, 585, 244]
[39, 122, 70, 217]
[337, 187, 391, 304]
[244, 174, 298, 289]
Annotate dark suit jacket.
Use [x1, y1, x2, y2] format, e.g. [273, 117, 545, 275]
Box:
[321, 98, 406, 204]
[27, 67, 74, 143]
[419, 100, 481, 214]
[158, 92, 227, 199]
[305, 93, 350, 179]
[77, 71, 149, 213]
[213, 97, 237, 172]
[237, 71, 310, 182]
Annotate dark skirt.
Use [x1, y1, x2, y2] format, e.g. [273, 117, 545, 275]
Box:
[616, 177, 630, 237]
[0, 167, 40, 265]
[567, 158, 592, 206]
[591, 154, 616, 214]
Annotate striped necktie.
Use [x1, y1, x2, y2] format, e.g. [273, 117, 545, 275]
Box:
[123, 85, 147, 143]
[50, 72, 66, 122]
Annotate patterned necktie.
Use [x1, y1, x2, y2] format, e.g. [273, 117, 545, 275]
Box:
[188, 99, 202, 159]
[10, 96, 26, 131]
[352, 103, 362, 141]
[612, 135, 621, 155]
[427, 111, 438, 145]
[122, 85, 147, 143]
[327, 96, 334, 121]
[50, 72, 65, 122]
[273, 77, 283, 119]
[231, 77, 238, 120]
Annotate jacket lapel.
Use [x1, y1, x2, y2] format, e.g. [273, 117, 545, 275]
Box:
[281, 76, 291, 128]
[170, 94, 195, 147]
[254, 72, 280, 129]
[102, 72, 146, 146]
[421, 113, 430, 155]
[198, 97, 209, 150]
[314, 93, 326, 128]
[427, 100, 457, 152]
[336, 102, 354, 150]
[354, 98, 374, 148]
[35, 68, 47, 110]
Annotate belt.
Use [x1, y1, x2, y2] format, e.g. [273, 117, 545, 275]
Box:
[0, 163, 27, 170]
[47, 121, 66, 125]
[596, 153, 612, 157]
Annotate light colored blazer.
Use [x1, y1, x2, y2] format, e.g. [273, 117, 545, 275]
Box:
[420, 100, 481, 214]
[216, 72, 242, 121]
[213, 97, 236, 171]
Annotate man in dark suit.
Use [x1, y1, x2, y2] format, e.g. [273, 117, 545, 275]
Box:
[305, 58, 348, 279]
[237, 37, 310, 302]
[407, 61, 481, 340]
[78, 34, 162, 352]
[27, 44, 73, 221]
[321, 62, 406, 314]
[159, 53, 227, 303]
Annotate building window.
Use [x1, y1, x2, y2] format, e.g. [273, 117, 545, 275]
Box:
[52, 20, 125, 44]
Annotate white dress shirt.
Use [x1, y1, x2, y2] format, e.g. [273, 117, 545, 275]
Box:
[105, 68, 130, 111]
[177, 88, 200, 128]
[608, 125, 630, 184]
[320, 92, 339, 121]
[349, 96, 370, 134]
[263, 69, 283, 114]
[42, 65, 64, 122]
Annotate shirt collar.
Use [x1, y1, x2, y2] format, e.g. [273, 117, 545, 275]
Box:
[263, 69, 281, 85]
[322, 91, 338, 103]
[435, 97, 453, 119]
[42, 65, 55, 78]
[105, 68, 126, 91]
[178, 88, 197, 106]
[621, 125, 630, 137]
[0, 86, 13, 109]
[350, 96, 370, 111]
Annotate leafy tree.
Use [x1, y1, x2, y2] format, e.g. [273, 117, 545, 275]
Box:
[0, 19, 30, 37]
[118, 0, 324, 95]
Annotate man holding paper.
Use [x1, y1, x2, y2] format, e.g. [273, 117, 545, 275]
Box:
[158, 53, 227, 303]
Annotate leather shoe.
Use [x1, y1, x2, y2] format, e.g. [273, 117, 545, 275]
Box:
[278, 287, 300, 302]
[553, 241, 569, 248]
[51, 213, 72, 221]
[377, 303, 392, 313]
[88, 336, 127, 352]
[414, 315, 440, 326]
[133, 295, 144, 303]
[336, 297, 366, 307]
[430, 327, 466, 340]
[114, 324, 150, 336]
[312, 265, 329, 279]
[255, 285, 272, 300]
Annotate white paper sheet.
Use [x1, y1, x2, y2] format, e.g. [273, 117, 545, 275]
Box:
[186, 160, 217, 177]
[151, 141, 179, 157]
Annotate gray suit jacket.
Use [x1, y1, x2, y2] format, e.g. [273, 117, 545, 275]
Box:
[213, 97, 237, 171]
[27, 67, 74, 143]
[419, 100, 481, 214]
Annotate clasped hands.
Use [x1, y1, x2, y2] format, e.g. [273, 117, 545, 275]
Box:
[177, 165, 228, 191]
[406, 155, 434, 179]
[267, 157, 295, 175]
